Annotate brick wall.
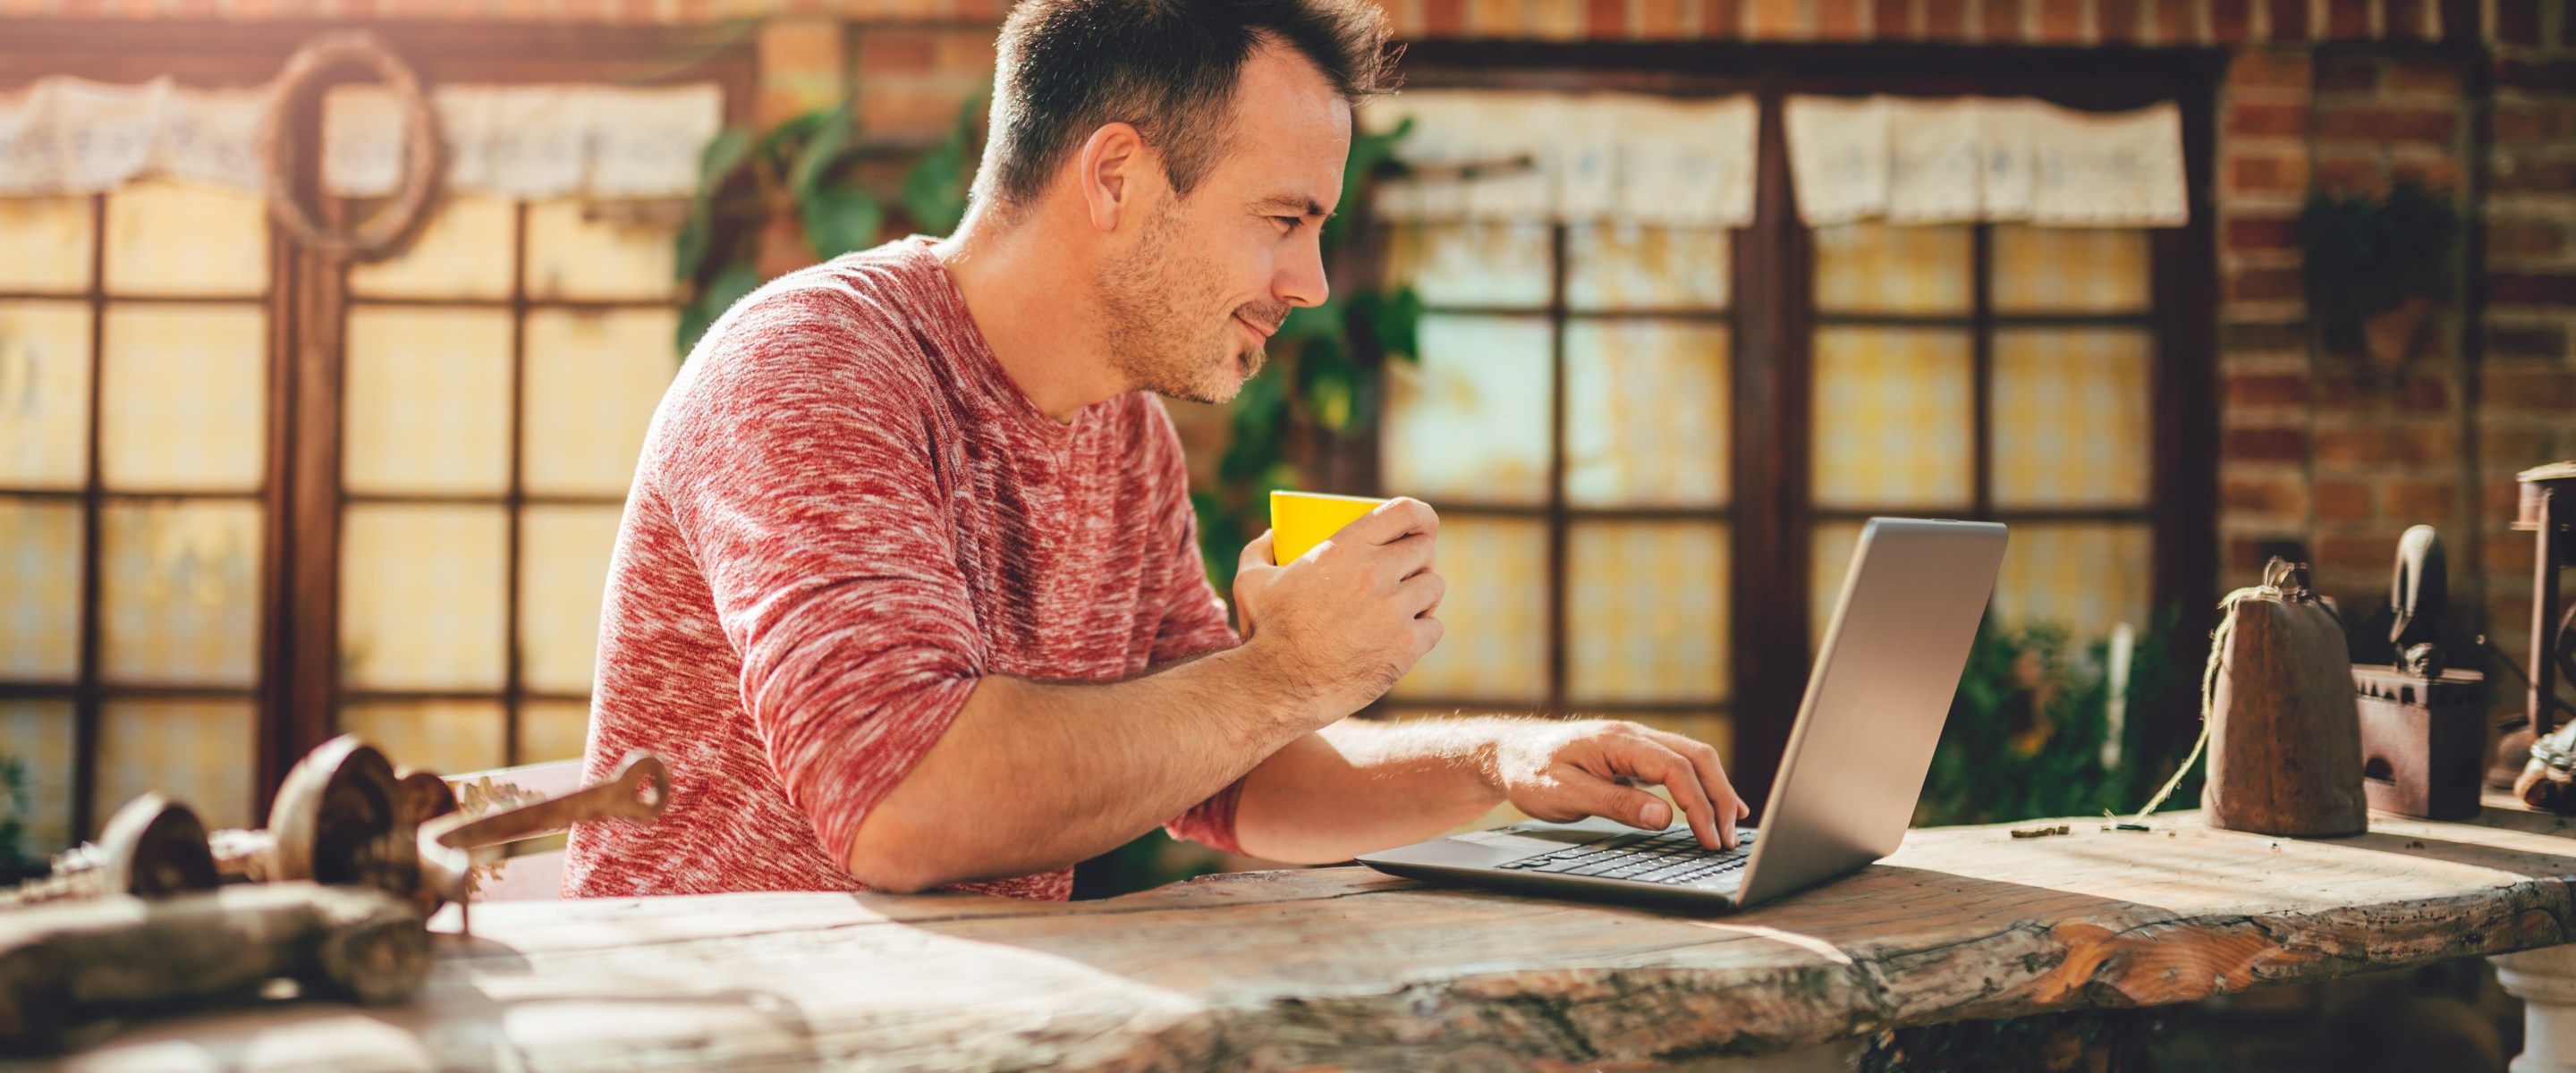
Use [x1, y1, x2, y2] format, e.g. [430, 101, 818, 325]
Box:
[2487, 46, 2576, 676]
[2216, 46, 2479, 631]
[2207, 27, 2575, 700]
[5, 0, 2555, 48]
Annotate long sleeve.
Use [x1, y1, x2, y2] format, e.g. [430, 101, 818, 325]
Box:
[653, 287, 983, 868]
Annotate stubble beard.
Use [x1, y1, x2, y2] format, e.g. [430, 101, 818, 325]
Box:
[1097, 199, 1282, 406]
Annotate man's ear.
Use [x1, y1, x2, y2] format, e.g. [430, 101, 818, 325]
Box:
[1074, 122, 1155, 233]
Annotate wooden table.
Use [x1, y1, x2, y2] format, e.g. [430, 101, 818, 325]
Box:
[44, 807, 2576, 1072]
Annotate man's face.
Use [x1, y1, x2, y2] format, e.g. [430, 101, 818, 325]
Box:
[1095, 44, 1349, 405]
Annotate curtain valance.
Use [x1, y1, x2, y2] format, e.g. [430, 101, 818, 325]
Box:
[0, 75, 721, 200]
[1360, 89, 2186, 230]
[1365, 90, 1760, 228]
[0, 77, 269, 194]
[1784, 95, 2186, 227]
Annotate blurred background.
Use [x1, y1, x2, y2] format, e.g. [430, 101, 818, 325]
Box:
[2, 2, 2572, 1069]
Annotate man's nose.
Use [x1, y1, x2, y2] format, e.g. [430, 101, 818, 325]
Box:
[1276, 229, 1329, 309]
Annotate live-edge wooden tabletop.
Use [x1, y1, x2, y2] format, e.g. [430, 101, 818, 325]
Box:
[38, 806, 2576, 1072]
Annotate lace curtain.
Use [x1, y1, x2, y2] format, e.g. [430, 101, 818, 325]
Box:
[1365, 90, 1761, 228]
[1784, 95, 2187, 227]
[0, 75, 721, 199]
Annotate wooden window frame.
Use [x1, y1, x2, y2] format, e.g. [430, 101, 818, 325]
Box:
[0, 193, 283, 841]
[330, 201, 687, 767]
[1375, 42, 2224, 814]
[1385, 224, 1741, 720]
[0, 21, 756, 840]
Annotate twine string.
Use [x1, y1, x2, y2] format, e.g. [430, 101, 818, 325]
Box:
[2128, 559, 2304, 824]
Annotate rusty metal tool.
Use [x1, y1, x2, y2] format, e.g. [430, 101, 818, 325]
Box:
[417, 749, 670, 926]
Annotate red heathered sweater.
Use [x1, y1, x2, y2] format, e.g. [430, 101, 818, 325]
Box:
[562, 237, 1244, 900]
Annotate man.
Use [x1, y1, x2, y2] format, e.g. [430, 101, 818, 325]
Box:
[564, 0, 1748, 900]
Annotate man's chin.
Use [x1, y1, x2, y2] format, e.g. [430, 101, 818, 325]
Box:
[1140, 347, 1265, 406]
[1163, 376, 1244, 407]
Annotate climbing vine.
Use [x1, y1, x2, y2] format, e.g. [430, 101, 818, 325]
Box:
[673, 90, 986, 357]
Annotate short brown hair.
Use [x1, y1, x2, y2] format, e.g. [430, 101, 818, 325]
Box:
[979, 0, 1395, 209]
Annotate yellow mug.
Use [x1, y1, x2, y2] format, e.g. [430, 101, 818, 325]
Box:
[1269, 491, 1391, 564]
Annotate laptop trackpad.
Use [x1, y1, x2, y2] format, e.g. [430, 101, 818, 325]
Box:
[1453, 819, 1637, 858]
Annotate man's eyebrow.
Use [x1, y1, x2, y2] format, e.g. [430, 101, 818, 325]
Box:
[1255, 195, 1333, 219]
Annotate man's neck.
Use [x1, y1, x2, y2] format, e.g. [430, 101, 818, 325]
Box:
[934, 207, 1127, 425]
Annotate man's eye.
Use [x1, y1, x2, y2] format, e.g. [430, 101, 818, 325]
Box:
[1273, 216, 1303, 232]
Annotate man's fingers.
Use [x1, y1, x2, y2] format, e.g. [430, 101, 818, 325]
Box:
[1620, 739, 1724, 849]
[1368, 530, 1436, 585]
[1643, 729, 1745, 846]
[1338, 496, 1439, 547]
[1398, 569, 1446, 618]
[1409, 614, 1445, 659]
[1551, 771, 1673, 832]
[1242, 529, 1279, 568]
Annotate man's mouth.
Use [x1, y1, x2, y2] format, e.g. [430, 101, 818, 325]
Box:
[1234, 311, 1279, 340]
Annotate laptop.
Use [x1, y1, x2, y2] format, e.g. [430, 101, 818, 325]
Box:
[1357, 517, 2008, 911]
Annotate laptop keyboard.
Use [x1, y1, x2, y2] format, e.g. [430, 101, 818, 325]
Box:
[1495, 828, 1756, 886]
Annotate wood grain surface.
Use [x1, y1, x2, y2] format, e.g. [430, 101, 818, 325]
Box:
[43, 807, 2576, 1072]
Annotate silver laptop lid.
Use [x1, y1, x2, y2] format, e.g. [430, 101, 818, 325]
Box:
[1733, 518, 2006, 908]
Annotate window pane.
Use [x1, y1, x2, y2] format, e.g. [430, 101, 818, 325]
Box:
[1992, 225, 2151, 314]
[522, 309, 678, 498]
[0, 699, 76, 856]
[1566, 223, 1730, 311]
[0, 197, 94, 293]
[100, 303, 267, 492]
[520, 698, 593, 765]
[97, 698, 256, 832]
[524, 200, 678, 302]
[521, 504, 622, 694]
[341, 504, 506, 691]
[1565, 321, 1729, 509]
[1993, 523, 2153, 640]
[347, 195, 516, 300]
[340, 700, 506, 777]
[103, 180, 268, 297]
[0, 300, 91, 488]
[1, 499, 82, 680]
[1566, 520, 1728, 704]
[1991, 329, 2154, 509]
[1387, 515, 1547, 704]
[99, 499, 261, 687]
[1384, 221, 1551, 308]
[1811, 327, 1973, 510]
[1812, 223, 1970, 315]
[1381, 315, 1552, 506]
[343, 308, 513, 495]
[1809, 520, 1866, 654]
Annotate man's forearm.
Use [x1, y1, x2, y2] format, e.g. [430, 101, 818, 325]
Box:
[1230, 716, 1529, 865]
[845, 643, 1332, 891]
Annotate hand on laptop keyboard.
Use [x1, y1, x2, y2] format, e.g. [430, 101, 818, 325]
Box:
[1496, 828, 1758, 886]
[1488, 720, 1750, 850]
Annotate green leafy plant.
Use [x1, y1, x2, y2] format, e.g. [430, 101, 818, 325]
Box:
[900, 93, 983, 238]
[1191, 117, 1421, 589]
[674, 90, 987, 358]
[1912, 611, 2192, 828]
[2299, 181, 2460, 343]
[0, 756, 44, 884]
